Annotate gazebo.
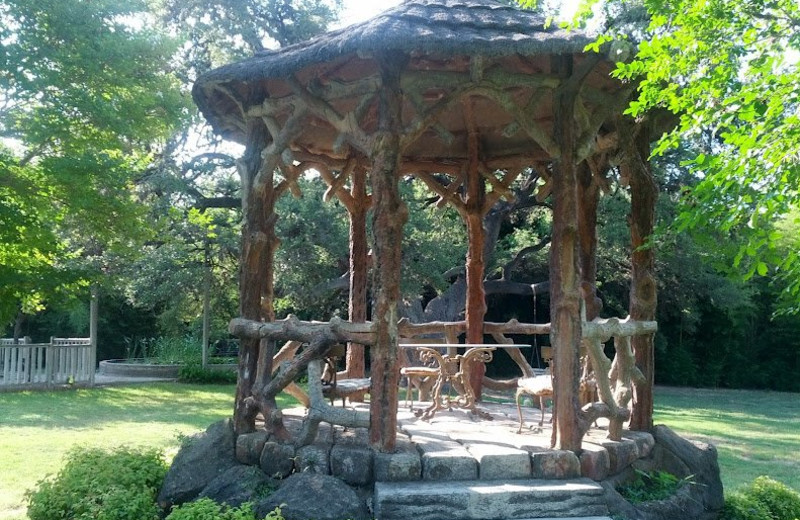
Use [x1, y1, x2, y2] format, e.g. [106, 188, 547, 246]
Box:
[193, 0, 660, 453]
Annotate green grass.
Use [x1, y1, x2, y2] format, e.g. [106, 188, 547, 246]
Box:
[654, 386, 800, 492]
[1, 383, 797, 519]
[0, 383, 237, 520]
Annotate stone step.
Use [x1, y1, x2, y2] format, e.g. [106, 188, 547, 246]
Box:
[373, 478, 609, 520]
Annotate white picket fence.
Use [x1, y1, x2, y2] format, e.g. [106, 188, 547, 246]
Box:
[0, 337, 94, 389]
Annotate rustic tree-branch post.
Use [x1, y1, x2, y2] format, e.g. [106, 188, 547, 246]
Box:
[347, 166, 370, 380]
[234, 119, 272, 434]
[550, 55, 583, 452]
[577, 161, 602, 320]
[368, 52, 408, 452]
[463, 97, 489, 399]
[625, 123, 658, 431]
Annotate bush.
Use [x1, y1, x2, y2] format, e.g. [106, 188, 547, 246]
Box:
[178, 363, 237, 384]
[165, 499, 287, 520]
[25, 447, 167, 520]
[722, 476, 800, 520]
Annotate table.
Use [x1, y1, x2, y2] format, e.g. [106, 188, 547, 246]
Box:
[399, 343, 530, 420]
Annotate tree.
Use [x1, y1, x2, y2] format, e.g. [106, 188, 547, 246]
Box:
[606, 0, 800, 313]
[0, 0, 190, 329]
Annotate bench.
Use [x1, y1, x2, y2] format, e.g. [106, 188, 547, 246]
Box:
[320, 344, 370, 406]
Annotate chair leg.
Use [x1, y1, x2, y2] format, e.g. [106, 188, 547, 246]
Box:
[515, 388, 526, 434]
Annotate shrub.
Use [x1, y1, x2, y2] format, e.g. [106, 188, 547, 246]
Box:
[721, 493, 772, 520]
[25, 447, 167, 520]
[165, 499, 287, 520]
[722, 476, 800, 520]
[178, 363, 237, 384]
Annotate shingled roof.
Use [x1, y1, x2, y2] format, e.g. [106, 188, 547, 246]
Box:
[195, 0, 595, 85]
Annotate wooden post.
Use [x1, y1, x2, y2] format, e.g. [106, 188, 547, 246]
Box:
[463, 97, 488, 399]
[89, 284, 98, 387]
[369, 51, 408, 452]
[202, 240, 210, 369]
[625, 124, 658, 432]
[347, 166, 369, 379]
[550, 55, 583, 452]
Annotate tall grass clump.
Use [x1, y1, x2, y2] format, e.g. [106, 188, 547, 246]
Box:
[25, 447, 167, 520]
[124, 336, 201, 365]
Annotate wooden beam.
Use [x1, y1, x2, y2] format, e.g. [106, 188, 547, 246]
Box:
[475, 86, 561, 158]
[286, 75, 371, 154]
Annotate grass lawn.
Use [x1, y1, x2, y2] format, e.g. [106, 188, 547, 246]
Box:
[653, 385, 800, 492]
[0, 383, 237, 520]
[0, 383, 797, 519]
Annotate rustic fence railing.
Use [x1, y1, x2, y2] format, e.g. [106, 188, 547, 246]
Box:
[0, 337, 94, 389]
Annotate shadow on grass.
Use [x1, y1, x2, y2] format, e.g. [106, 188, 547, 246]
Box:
[0, 383, 239, 431]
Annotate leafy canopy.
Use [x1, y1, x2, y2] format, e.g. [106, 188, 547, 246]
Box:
[523, 0, 800, 313]
[0, 0, 190, 326]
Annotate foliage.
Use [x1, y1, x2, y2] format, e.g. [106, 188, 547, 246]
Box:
[401, 178, 468, 296]
[156, 0, 342, 68]
[722, 476, 800, 520]
[590, 154, 800, 391]
[25, 447, 167, 520]
[0, 0, 190, 327]
[607, 0, 800, 313]
[617, 469, 692, 503]
[272, 176, 351, 319]
[0, 150, 74, 322]
[722, 494, 772, 520]
[165, 498, 261, 520]
[178, 363, 238, 384]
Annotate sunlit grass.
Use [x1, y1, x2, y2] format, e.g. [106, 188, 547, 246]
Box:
[1, 383, 797, 518]
[0, 383, 237, 520]
[654, 386, 800, 492]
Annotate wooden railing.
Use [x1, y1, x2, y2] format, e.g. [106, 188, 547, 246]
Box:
[0, 337, 94, 389]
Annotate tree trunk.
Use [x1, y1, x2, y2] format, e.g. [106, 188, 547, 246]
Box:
[347, 167, 369, 380]
[13, 310, 25, 341]
[550, 55, 583, 452]
[625, 125, 657, 432]
[369, 52, 408, 452]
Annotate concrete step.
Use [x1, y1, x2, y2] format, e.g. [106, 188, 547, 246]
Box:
[373, 478, 610, 520]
